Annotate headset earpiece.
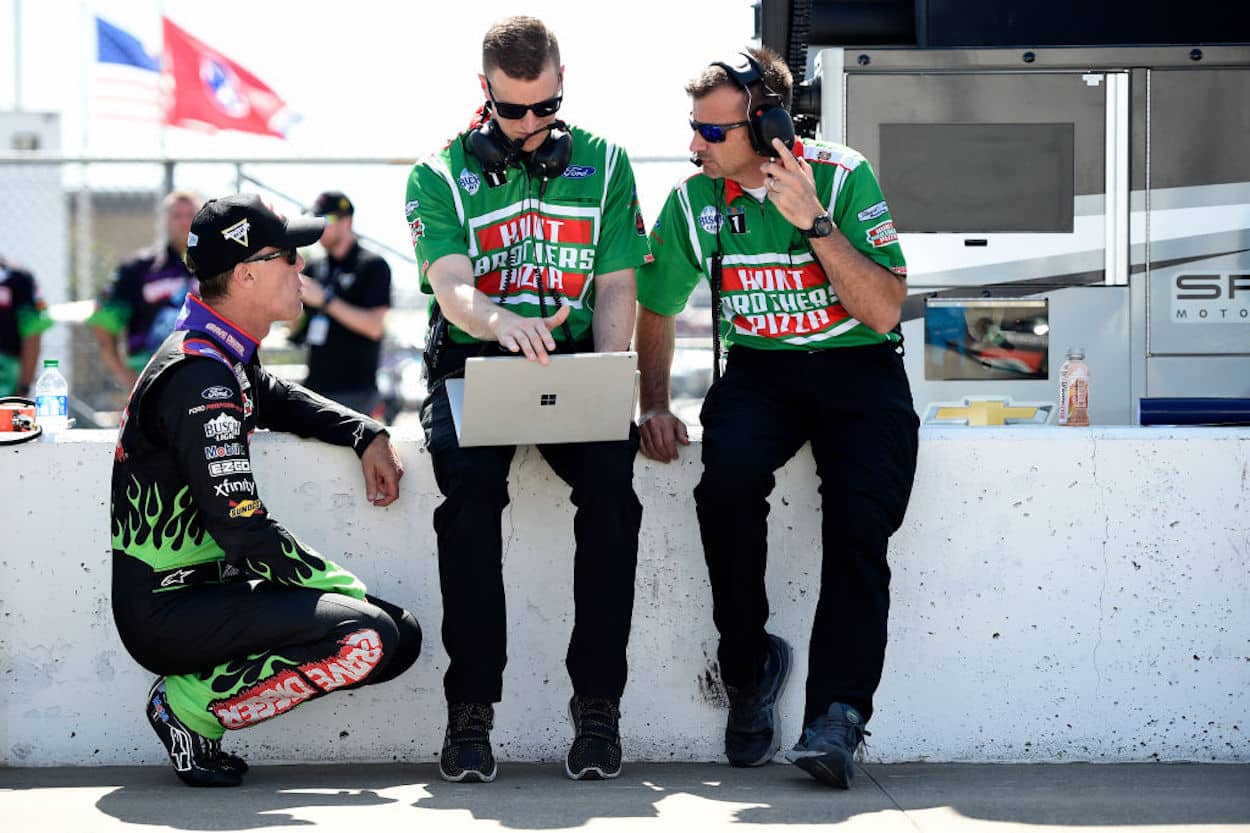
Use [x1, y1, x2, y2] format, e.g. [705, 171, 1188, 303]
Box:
[526, 125, 572, 180]
[465, 118, 515, 176]
[711, 52, 796, 157]
[464, 116, 572, 181]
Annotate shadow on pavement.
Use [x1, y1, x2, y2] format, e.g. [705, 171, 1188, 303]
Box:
[3, 761, 1247, 831]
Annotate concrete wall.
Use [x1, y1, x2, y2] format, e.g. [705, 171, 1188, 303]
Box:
[1, 427, 1247, 767]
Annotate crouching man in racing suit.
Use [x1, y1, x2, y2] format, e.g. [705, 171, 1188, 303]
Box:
[110, 194, 421, 787]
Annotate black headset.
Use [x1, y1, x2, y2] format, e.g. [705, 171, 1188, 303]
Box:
[711, 52, 795, 157]
[464, 106, 573, 181]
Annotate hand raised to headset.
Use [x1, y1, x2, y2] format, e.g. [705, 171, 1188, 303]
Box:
[761, 138, 827, 232]
[489, 303, 571, 365]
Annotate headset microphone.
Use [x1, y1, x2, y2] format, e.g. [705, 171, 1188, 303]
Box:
[690, 153, 703, 167]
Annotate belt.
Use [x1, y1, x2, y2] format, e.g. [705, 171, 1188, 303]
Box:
[152, 560, 241, 590]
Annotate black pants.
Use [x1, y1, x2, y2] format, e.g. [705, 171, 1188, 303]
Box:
[421, 342, 642, 704]
[695, 344, 918, 726]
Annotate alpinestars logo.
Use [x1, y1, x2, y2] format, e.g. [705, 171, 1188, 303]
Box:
[160, 568, 195, 588]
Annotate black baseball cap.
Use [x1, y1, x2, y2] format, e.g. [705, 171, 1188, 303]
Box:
[185, 193, 325, 277]
[311, 191, 354, 217]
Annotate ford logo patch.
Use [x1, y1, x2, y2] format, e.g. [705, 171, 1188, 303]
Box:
[201, 386, 233, 401]
[563, 165, 596, 179]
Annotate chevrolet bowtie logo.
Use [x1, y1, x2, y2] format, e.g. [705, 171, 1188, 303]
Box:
[924, 397, 1053, 426]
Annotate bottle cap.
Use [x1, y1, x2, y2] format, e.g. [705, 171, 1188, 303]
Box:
[43, 359, 59, 368]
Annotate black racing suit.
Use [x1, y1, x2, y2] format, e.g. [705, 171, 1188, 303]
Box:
[110, 295, 420, 739]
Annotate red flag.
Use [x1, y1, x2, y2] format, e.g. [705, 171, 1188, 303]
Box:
[161, 17, 296, 138]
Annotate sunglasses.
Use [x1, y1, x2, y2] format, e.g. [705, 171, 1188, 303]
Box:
[243, 248, 297, 265]
[487, 79, 563, 119]
[690, 119, 750, 143]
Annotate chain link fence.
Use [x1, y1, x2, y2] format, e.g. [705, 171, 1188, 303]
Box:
[0, 155, 713, 427]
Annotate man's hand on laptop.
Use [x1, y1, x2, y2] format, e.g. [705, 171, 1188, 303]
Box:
[639, 409, 690, 463]
[490, 304, 571, 365]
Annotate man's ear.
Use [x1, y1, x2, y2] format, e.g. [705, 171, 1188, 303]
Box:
[478, 73, 489, 99]
[232, 261, 253, 290]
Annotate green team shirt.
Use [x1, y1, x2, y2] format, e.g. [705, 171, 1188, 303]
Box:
[637, 139, 906, 350]
[406, 123, 652, 344]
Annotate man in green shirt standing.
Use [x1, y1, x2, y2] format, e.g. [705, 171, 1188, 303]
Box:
[405, 16, 651, 783]
[0, 257, 54, 397]
[636, 48, 919, 789]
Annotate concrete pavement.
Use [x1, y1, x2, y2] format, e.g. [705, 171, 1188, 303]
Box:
[5, 762, 1249, 832]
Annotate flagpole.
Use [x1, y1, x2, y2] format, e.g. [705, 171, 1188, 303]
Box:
[12, 0, 22, 110]
[157, 0, 171, 195]
[76, 0, 93, 306]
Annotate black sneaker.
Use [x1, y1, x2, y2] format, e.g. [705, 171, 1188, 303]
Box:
[784, 702, 868, 789]
[439, 702, 497, 782]
[724, 633, 792, 767]
[565, 696, 622, 780]
[145, 678, 243, 787]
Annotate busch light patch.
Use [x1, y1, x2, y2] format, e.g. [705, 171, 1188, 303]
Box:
[458, 169, 481, 196]
[698, 205, 724, 234]
[563, 165, 596, 179]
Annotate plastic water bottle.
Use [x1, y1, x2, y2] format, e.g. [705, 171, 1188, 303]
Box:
[34, 359, 69, 436]
[1058, 348, 1090, 426]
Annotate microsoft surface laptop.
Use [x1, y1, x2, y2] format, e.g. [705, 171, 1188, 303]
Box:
[444, 351, 638, 446]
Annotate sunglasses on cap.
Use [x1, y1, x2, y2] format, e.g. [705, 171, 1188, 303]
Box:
[690, 119, 750, 143]
[487, 79, 563, 120]
[242, 248, 298, 265]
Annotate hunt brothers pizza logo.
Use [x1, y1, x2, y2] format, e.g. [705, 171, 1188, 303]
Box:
[718, 261, 851, 338]
[470, 209, 598, 304]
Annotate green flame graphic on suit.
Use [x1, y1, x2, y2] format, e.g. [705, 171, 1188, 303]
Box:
[111, 476, 224, 570]
[165, 649, 303, 739]
[244, 532, 366, 600]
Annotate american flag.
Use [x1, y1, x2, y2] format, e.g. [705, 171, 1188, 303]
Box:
[93, 16, 163, 125]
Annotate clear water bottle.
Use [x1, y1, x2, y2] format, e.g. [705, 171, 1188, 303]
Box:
[34, 359, 69, 436]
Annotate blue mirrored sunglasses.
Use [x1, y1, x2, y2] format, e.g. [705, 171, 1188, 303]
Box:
[690, 119, 750, 143]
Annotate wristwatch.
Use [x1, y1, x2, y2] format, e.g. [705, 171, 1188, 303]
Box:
[801, 212, 835, 239]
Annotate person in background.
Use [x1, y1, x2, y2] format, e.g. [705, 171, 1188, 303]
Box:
[110, 194, 420, 788]
[0, 256, 54, 397]
[89, 190, 203, 389]
[635, 47, 918, 789]
[405, 16, 650, 783]
[288, 191, 391, 420]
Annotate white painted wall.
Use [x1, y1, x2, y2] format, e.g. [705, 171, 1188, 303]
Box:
[1, 427, 1246, 766]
